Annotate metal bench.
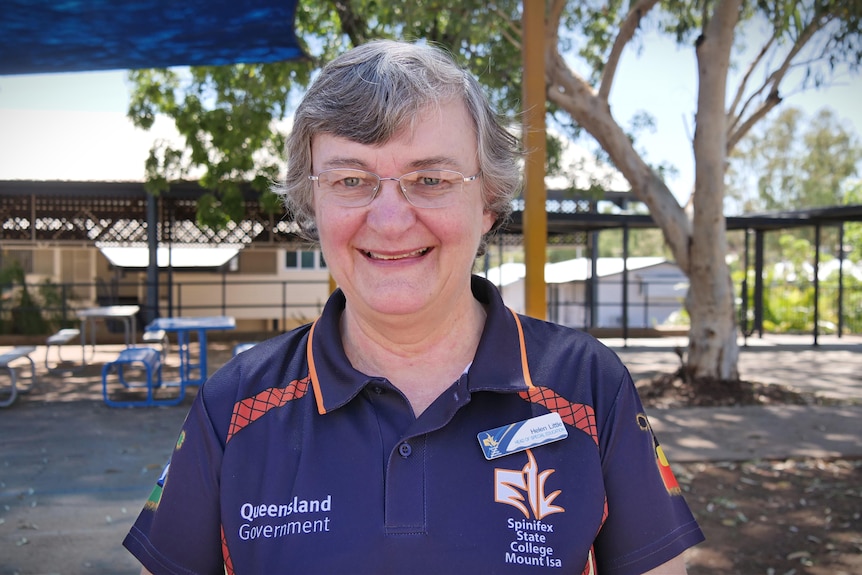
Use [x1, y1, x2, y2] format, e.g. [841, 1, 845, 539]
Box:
[0, 346, 37, 407]
[142, 328, 170, 359]
[45, 328, 82, 373]
[102, 346, 181, 407]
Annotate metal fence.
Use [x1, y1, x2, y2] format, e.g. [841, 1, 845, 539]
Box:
[0, 277, 330, 335]
[1, 276, 860, 337]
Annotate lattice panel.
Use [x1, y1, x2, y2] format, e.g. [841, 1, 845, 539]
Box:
[0, 193, 34, 240]
[159, 196, 297, 245]
[0, 187, 303, 245]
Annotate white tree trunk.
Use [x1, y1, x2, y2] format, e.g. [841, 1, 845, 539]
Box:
[544, 0, 742, 380]
[686, 0, 741, 380]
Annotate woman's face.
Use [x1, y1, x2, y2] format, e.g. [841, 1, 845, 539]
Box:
[310, 99, 494, 319]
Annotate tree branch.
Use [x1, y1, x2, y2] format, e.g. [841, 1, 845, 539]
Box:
[727, 34, 774, 131]
[727, 13, 832, 151]
[330, 0, 369, 47]
[492, 5, 522, 50]
[547, 0, 567, 50]
[598, 0, 661, 101]
[545, 50, 693, 269]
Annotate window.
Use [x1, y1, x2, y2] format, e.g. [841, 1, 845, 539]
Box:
[284, 249, 326, 270]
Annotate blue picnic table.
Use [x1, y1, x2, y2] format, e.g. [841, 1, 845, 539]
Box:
[145, 315, 236, 387]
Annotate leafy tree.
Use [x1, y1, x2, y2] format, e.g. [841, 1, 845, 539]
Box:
[725, 108, 862, 282]
[130, 0, 862, 382]
[727, 107, 862, 214]
[542, 0, 862, 380]
[127, 1, 525, 229]
[844, 182, 862, 260]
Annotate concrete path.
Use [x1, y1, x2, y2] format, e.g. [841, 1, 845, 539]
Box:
[606, 333, 862, 463]
[0, 334, 859, 574]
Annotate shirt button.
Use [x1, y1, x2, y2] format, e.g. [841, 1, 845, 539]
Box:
[398, 442, 412, 458]
[372, 386, 384, 395]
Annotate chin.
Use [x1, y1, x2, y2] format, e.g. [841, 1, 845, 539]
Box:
[356, 284, 433, 316]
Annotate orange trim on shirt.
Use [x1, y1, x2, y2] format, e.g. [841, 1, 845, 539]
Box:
[508, 308, 535, 389]
[307, 319, 327, 415]
[508, 309, 599, 445]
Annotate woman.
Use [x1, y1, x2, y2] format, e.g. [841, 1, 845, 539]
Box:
[125, 40, 703, 574]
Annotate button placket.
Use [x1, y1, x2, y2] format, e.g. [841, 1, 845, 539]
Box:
[385, 435, 426, 533]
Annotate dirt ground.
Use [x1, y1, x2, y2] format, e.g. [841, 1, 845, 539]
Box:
[2, 340, 860, 574]
[637, 374, 862, 575]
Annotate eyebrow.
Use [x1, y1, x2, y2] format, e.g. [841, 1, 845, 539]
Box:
[319, 155, 464, 172]
[318, 157, 371, 170]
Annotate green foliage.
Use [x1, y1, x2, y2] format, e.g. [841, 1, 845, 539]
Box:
[127, 0, 529, 230]
[737, 257, 862, 335]
[727, 107, 862, 214]
[0, 260, 48, 335]
[127, 0, 862, 242]
[843, 181, 862, 261]
[599, 228, 674, 259]
[37, 280, 75, 332]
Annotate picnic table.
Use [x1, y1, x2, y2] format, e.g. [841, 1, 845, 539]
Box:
[145, 316, 236, 387]
[46, 305, 140, 372]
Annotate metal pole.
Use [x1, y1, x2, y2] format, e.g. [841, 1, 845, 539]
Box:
[813, 224, 821, 346]
[754, 230, 764, 337]
[167, 201, 174, 317]
[145, 193, 159, 325]
[622, 224, 629, 344]
[522, 0, 547, 319]
[742, 229, 750, 344]
[837, 224, 845, 338]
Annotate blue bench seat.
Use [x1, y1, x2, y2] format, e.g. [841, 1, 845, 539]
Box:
[101, 346, 181, 407]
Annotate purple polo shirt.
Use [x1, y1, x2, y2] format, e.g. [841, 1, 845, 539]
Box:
[124, 276, 703, 574]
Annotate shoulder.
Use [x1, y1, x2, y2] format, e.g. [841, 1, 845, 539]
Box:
[515, 313, 630, 406]
[198, 324, 314, 438]
[516, 313, 626, 371]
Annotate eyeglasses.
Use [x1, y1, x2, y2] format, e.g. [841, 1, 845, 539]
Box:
[309, 168, 480, 208]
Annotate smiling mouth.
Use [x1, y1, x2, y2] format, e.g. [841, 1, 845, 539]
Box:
[363, 247, 430, 261]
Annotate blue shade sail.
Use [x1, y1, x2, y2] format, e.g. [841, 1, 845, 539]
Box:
[0, 0, 304, 75]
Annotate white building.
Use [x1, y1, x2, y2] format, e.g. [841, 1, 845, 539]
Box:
[6, 243, 330, 333]
[480, 257, 688, 329]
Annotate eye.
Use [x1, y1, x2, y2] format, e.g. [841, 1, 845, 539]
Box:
[340, 176, 362, 188]
[419, 175, 443, 186]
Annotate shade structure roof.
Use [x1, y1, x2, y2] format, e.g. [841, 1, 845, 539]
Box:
[1, 0, 303, 75]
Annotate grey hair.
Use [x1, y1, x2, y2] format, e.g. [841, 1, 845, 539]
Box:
[278, 39, 522, 254]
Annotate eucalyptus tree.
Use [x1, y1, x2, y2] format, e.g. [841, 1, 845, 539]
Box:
[129, 0, 862, 382]
[727, 107, 862, 214]
[543, 0, 861, 380]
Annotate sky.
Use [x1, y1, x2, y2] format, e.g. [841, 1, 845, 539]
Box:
[1, 32, 860, 203]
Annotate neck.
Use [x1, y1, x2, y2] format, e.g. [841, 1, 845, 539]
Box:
[340, 290, 486, 415]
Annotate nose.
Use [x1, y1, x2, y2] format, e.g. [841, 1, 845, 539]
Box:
[366, 178, 417, 232]
[375, 177, 406, 201]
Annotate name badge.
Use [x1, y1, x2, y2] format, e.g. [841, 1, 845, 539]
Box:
[477, 412, 568, 460]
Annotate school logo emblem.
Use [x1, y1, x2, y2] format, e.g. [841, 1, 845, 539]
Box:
[494, 449, 564, 520]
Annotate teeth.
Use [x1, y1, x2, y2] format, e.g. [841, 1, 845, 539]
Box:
[366, 248, 428, 260]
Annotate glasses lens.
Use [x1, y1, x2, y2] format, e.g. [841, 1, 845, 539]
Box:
[316, 169, 378, 206]
[401, 170, 464, 208]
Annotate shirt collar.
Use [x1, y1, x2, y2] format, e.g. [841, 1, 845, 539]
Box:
[307, 275, 529, 414]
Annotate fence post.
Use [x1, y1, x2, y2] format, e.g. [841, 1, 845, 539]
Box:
[61, 283, 69, 324]
[282, 281, 288, 332]
[813, 224, 821, 346]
